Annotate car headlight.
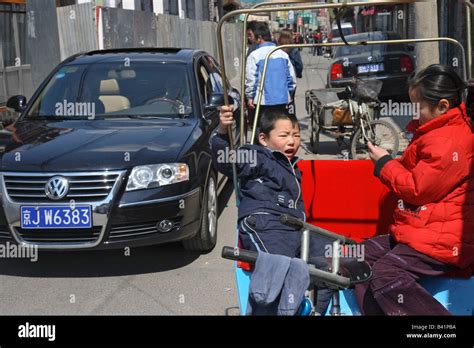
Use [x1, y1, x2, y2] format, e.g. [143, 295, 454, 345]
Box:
[126, 163, 189, 191]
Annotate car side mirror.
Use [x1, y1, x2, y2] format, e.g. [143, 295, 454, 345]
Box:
[6, 95, 27, 113]
[407, 45, 415, 52]
[204, 93, 234, 113]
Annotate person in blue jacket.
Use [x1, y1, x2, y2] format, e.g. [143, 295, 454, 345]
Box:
[245, 23, 296, 115]
[212, 105, 333, 315]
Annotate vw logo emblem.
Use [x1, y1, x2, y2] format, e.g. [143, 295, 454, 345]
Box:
[368, 56, 373, 62]
[45, 176, 69, 200]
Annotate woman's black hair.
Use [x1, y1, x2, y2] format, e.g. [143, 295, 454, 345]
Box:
[408, 64, 467, 109]
[254, 22, 272, 42]
[256, 109, 299, 144]
[467, 80, 474, 119]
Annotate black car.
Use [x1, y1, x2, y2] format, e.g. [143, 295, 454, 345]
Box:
[1, 48, 241, 252]
[327, 31, 416, 100]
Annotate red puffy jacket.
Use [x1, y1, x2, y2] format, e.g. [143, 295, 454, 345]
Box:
[378, 103, 474, 269]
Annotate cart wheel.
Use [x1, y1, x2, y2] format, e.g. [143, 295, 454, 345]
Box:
[310, 113, 321, 154]
[350, 120, 399, 160]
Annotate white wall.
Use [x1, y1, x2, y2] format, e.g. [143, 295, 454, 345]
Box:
[121, 0, 135, 10]
[153, 0, 164, 14]
[103, 0, 119, 7]
[178, 0, 185, 19]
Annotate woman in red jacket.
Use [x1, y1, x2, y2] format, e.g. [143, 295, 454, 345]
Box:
[355, 64, 474, 315]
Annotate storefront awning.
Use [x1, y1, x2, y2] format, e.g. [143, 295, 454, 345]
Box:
[360, 5, 396, 16]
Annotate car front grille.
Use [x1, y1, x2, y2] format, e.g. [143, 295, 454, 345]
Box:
[3, 172, 121, 203]
[108, 218, 182, 242]
[15, 226, 102, 243]
[0, 225, 12, 241]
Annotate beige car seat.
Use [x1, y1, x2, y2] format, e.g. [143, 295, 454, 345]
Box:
[99, 79, 130, 113]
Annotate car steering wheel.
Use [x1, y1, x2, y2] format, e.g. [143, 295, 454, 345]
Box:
[144, 97, 184, 112]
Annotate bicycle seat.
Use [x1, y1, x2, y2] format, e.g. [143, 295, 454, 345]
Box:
[308, 256, 372, 288]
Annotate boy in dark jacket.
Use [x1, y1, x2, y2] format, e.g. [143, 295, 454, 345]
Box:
[212, 106, 333, 314]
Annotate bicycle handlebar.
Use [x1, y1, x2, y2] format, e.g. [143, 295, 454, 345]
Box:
[222, 246, 257, 264]
[221, 246, 353, 289]
[279, 214, 358, 245]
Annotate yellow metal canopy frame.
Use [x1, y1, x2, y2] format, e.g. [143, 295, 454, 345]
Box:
[215, 0, 473, 197]
[251, 37, 467, 144]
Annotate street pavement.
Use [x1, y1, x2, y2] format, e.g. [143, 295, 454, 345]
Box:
[0, 51, 410, 315]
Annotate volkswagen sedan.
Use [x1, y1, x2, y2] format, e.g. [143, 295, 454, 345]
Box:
[1, 48, 241, 252]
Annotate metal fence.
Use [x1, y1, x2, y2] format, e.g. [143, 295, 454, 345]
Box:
[98, 7, 242, 81]
[57, 3, 98, 60]
[0, 2, 32, 106]
[0, 2, 243, 106]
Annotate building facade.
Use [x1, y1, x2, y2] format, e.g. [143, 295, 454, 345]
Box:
[56, 0, 220, 21]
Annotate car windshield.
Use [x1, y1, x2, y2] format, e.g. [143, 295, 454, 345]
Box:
[334, 44, 385, 57]
[26, 62, 193, 119]
[331, 27, 353, 38]
[333, 33, 386, 57]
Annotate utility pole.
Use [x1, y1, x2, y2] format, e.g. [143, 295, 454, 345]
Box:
[216, 0, 223, 20]
[410, 2, 440, 70]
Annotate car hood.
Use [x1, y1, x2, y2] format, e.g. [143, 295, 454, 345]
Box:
[0, 118, 197, 171]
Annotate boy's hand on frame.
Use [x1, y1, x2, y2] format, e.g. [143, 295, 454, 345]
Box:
[218, 105, 234, 134]
[368, 141, 390, 162]
[248, 99, 255, 110]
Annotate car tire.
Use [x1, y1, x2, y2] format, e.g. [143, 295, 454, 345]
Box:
[182, 171, 218, 252]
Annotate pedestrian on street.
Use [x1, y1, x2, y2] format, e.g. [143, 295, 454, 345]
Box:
[245, 21, 267, 127]
[296, 32, 304, 52]
[246, 21, 260, 58]
[315, 30, 323, 56]
[245, 23, 296, 117]
[278, 29, 303, 116]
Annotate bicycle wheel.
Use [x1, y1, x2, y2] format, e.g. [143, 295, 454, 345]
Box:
[350, 120, 399, 160]
[310, 111, 321, 154]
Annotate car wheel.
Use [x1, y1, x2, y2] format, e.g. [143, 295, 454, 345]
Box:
[182, 171, 218, 252]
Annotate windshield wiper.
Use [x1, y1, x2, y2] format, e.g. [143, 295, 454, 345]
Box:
[26, 115, 86, 120]
[124, 115, 188, 119]
[123, 115, 168, 119]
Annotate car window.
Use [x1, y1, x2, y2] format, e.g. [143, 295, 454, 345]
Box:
[331, 27, 353, 38]
[386, 43, 408, 52]
[204, 56, 226, 94]
[385, 34, 407, 52]
[196, 58, 213, 105]
[333, 33, 385, 57]
[335, 44, 384, 57]
[26, 62, 193, 119]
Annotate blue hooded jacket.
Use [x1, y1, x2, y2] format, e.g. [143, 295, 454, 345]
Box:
[245, 42, 297, 106]
[211, 132, 305, 225]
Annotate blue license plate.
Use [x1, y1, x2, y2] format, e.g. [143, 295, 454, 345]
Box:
[357, 63, 384, 74]
[21, 206, 92, 229]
